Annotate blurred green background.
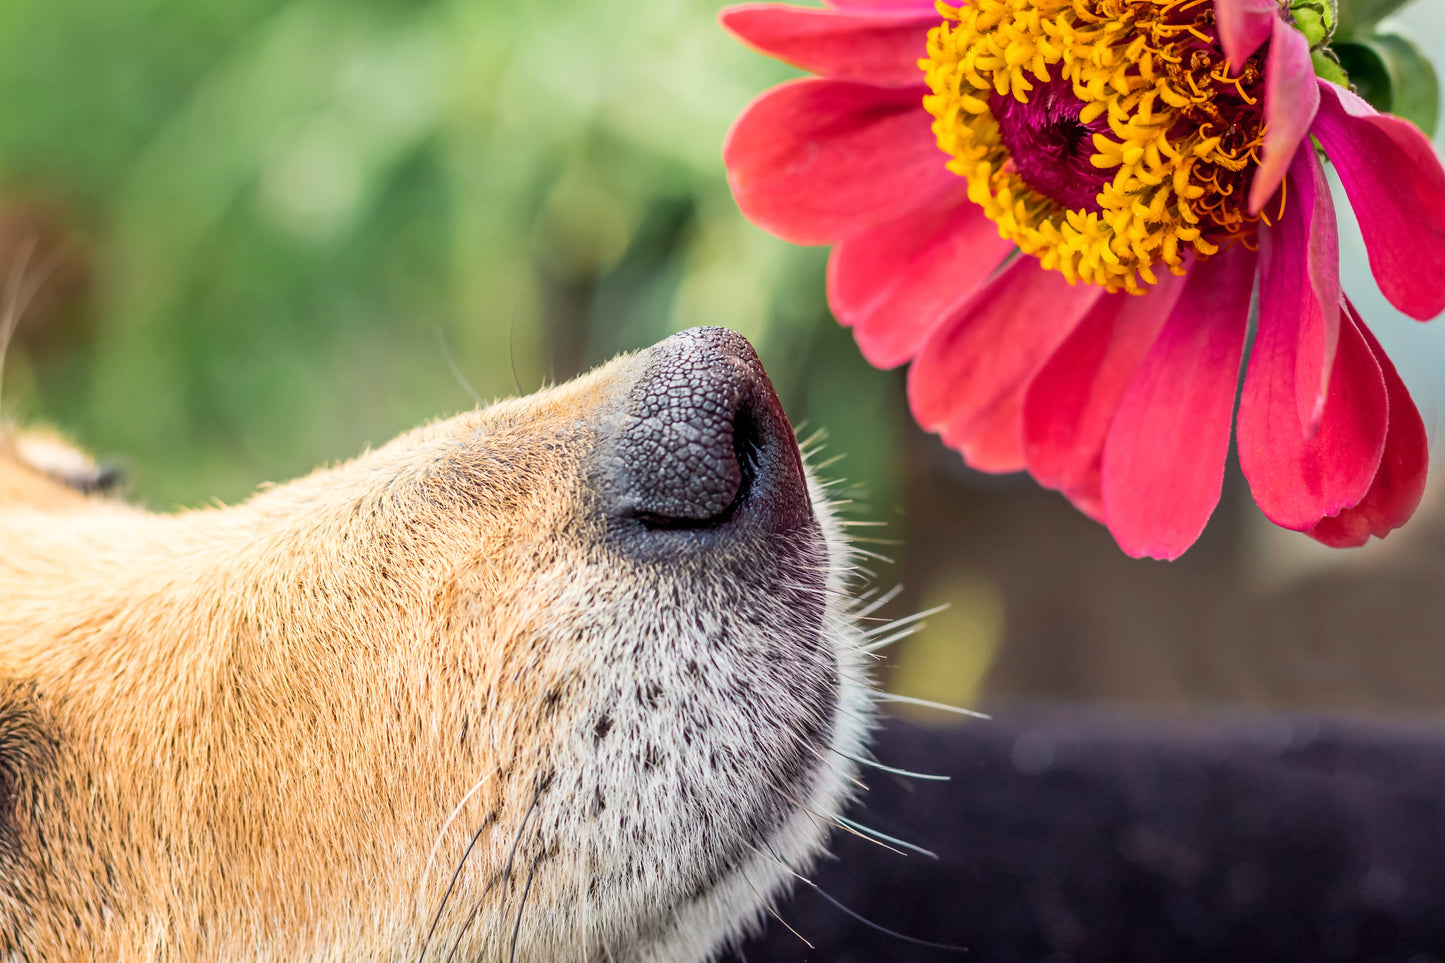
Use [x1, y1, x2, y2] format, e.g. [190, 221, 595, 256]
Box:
[4, 0, 1445, 717]
[0, 0, 899, 510]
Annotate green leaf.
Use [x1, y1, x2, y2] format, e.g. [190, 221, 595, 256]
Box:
[1334, 31, 1440, 137]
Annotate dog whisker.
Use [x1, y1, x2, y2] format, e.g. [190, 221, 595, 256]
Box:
[826, 819, 909, 858]
[442, 781, 545, 963]
[737, 860, 814, 950]
[833, 814, 938, 860]
[751, 841, 969, 954]
[862, 626, 925, 653]
[413, 768, 498, 921]
[833, 751, 951, 782]
[790, 734, 868, 793]
[433, 327, 484, 409]
[744, 840, 813, 888]
[758, 772, 852, 853]
[0, 237, 50, 437]
[758, 763, 921, 867]
[416, 820, 490, 963]
[795, 426, 827, 453]
[876, 692, 991, 720]
[851, 583, 903, 616]
[507, 855, 541, 963]
[863, 605, 947, 637]
[800, 878, 971, 953]
[847, 535, 903, 548]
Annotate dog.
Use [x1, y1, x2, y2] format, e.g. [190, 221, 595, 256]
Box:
[0, 326, 875, 962]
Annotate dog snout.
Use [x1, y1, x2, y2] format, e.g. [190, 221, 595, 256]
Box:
[604, 326, 812, 536]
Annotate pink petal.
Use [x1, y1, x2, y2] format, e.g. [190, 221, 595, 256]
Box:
[1308, 302, 1430, 547]
[908, 256, 1106, 473]
[720, 4, 937, 87]
[1063, 486, 1106, 524]
[1214, 0, 1278, 68]
[1023, 271, 1188, 507]
[1100, 247, 1258, 560]
[1237, 291, 1386, 532]
[1248, 19, 1319, 213]
[1258, 146, 1341, 434]
[958, 392, 1040, 473]
[1311, 80, 1445, 321]
[827, 180, 1014, 368]
[724, 78, 954, 246]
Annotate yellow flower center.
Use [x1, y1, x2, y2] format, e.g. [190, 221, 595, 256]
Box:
[921, 0, 1269, 293]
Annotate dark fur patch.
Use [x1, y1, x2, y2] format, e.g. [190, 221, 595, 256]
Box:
[0, 682, 59, 955]
[0, 684, 52, 863]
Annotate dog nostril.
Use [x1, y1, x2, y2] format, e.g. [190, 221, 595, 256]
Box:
[608, 326, 811, 534]
[633, 403, 763, 530]
[731, 406, 763, 513]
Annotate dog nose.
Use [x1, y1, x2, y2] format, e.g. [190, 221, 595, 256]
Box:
[605, 326, 812, 535]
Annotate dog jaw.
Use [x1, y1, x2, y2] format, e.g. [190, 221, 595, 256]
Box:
[0, 332, 873, 962]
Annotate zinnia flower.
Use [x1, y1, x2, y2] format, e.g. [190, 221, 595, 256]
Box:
[721, 0, 1445, 558]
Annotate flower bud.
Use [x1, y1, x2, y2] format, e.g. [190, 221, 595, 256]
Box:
[1290, 0, 1338, 49]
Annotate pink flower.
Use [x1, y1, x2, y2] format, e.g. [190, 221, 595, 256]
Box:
[721, 0, 1445, 559]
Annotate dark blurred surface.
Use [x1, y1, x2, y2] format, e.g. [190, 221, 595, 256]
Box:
[740, 715, 1445, 963]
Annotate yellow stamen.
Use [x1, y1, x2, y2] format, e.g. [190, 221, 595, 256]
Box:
[921, 0, 1270, 293]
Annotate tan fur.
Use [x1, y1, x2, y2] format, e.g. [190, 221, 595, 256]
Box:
[0, 346, 872, 962]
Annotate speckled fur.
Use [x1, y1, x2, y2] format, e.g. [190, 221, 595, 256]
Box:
[0, 348, 874, 962]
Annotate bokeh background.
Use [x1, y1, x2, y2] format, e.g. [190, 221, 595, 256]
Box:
[2, 0, 1445, 717]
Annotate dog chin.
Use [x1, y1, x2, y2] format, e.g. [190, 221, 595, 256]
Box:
[627, 467, 875, 963]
